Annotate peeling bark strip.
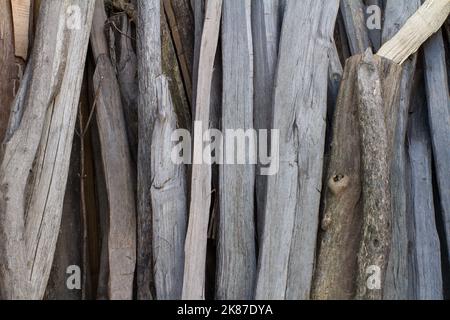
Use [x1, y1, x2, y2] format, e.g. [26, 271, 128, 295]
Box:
[137, 0, 162, 300]
[0, 0, 95, 300]
[256, 0, 339, 300]
[182, 0, 222, 300]
[91, 0, 136, 300]
[382, 0, 420, 301]
[251, 0, 283, 242]
[216, 0, 256, 300]
[151, 75, 187, 300]
[423, 31, 450, 271]
[312, 55, 364, 300]
[408, 82, 443, 300]
[0, 0, 16, 142]
[377, 0, 450, 64]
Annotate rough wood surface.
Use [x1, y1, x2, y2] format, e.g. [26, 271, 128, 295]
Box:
[423, 30, 450, 272]
[407, 81, 443, 300]
[251, 0, 283, 242]
[256, 0, 339, 300]
[382, 0, 420, 300]
[340, 0, 371, 55]
[312, 55, 364, 300]
[377, 0, 450, 64]
[136, 0, 162, 300]
[0, 0, 95, 300]
[182, 0, 222, 300]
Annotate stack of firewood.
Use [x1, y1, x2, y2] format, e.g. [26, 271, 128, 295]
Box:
[0, 0, 449, 300]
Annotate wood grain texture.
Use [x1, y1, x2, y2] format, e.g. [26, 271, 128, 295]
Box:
[423, 30, 450, 274]
[407, 81, 443, 300]
[340, 0, 371, 55]
[378, 0, 450, 64]
[136, 0, 161, 300]
[182, 0, 222, 300]
[256, 0, 339, 300]
[10, 0, 31, 60]
[382, 0, 420, 301]
[0, 0, 95, 300]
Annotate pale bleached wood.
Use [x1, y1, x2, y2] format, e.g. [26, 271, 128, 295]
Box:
[10, 0, 31, 60]
[91, 0, 136, 300]
[182, 0, 222, 300]
[256, 0, 340, 300]
[136, 0, 162, 300]
[377, 0, 450, 64]
[423, 30, 450, 275]
[340, 0, 371, 55]
[216, 0, 256, 300]
[0, 0, 95, 300]
[151, 75, 187, 300]
[407, 82, 443, 300]
[251, 0, 283, 243]
[382, 0, 420, 301]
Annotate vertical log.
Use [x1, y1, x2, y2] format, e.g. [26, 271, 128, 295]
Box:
[256, 0, 340, 300]
[340, 0, 372, 55]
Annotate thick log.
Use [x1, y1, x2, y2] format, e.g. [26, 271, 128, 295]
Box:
[407, 81, 443, 300]
[182, 0, 222, 300]
[136, 0, 162, 300]
[312, 55, 364, 300]
[0, 0, 95, 300]
[423, 31, 450, 273]
[256, 0, 339, 300]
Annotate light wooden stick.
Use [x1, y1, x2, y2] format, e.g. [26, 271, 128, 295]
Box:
[377, 0, 450, 64]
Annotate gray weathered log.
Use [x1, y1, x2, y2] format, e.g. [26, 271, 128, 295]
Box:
[407, 81, 443, 300]
[0, 0, 95, 300]
[423, 30, 450, 271]
[216, 0, 256, 300]
[340, 0, 372, 55]
[256, 0, 340, 300]
[136, 0, 162, 300]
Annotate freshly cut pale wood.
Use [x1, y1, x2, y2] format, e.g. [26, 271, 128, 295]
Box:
[0, 0, 95, 300]
[0, 0, 16, 141]
[407, 82, 443, 300]
[256, 0, 339, 300]
[150, 75, 187, 300]
[423, 31, 450, 273]
[382, 0, 420, 301]
[312, 55, 364, 300]
[182, 0, 222, 300]
[216, 0, 256, 300]
[252, 0, 283, 242]
[10, 0, 31, 60]
[91, 0, 136, 300]
[377, 0, 450, 64]
[136, 0, 162, 300]
[340, 0, 371, 55]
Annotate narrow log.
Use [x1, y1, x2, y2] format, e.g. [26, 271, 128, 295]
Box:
[256, 0, 340, 300]
[423, 31, 450, 272]
[340, 0, 371, 55]
[382, 0, 420, 300]
[136, 0, 162, 300]
[407, 81, 443, 300]
[182, 0, 222, 300]
[0, 0, 95, 299]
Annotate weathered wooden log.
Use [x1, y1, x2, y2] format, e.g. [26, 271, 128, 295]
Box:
[340, 0, 371, 55]
[0, 0, 95, 300]
[407, 80, 443, 300]
[251, 0, 283, 242]
[382, 0, 420, 301]
[256, 0, 339, 300]
[182, 0, 222, 300]
[136, 0, 162, 300]
[378, 0, 450, 64]
[423, 30, 450, 273]
[312, 55, 364, 300]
